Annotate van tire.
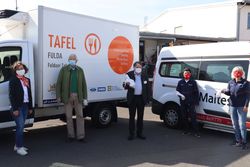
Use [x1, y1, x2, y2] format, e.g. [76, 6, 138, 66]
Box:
[92, 104, 114, 128]
[163, 104, 181, 129]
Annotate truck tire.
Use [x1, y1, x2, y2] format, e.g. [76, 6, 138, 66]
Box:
[92, 104, 115, 128]
[163, 104, 181, 129]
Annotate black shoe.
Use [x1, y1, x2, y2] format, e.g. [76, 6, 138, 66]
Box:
[194, 133, 200, 138]
[137, 134, 146, 140]
[78, 138, 87, 143]
[182, 131, 190, 135]
[242, 143, 248, 150]
[66, 137, 74, 143]
[127, 135, 134, 140]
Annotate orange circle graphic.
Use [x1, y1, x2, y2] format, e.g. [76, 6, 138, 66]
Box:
[84, 33, 101, 55]
[108, 36, 134, 74]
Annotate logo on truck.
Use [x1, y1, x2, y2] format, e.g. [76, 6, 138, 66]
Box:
[84, 33, 101, 55]
[108, 36, 134, 74]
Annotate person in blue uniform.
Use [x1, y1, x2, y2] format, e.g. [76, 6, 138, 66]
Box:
[221, 66, 249, 150]
[176, 67, 200, 137]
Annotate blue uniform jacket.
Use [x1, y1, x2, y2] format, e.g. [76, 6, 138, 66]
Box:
[176, 79, 199, 105]
[223, 79, 250, 107]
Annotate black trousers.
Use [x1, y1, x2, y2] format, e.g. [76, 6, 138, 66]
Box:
[180, 103, 198, 133]
[128, 95, 145, 136]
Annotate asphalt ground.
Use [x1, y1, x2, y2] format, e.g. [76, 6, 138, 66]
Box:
[0, 107, 250, 167]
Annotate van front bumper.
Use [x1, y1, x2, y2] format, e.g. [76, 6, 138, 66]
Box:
[151, 98, 163, 116]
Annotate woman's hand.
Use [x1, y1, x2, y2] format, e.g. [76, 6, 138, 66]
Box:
[13, 110, 19, 117]
[243, 106, 248, 112]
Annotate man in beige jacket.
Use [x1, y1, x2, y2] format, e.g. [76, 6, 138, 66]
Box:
[56, 54, 88, 142]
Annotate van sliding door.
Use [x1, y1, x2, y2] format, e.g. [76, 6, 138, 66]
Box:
[198, 60, 249, 126]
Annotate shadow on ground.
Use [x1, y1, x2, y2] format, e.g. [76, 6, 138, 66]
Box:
[0, 117, 249, 167]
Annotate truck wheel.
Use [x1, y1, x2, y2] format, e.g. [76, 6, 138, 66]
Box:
[163, 105, 181, 128]
[92, 105, 114, 128]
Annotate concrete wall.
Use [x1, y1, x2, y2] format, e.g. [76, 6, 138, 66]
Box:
[239, 5, 250, 40]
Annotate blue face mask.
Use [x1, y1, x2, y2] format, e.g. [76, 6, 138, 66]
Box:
[68, 60, 76, 66]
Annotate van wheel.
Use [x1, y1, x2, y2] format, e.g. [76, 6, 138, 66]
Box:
[163, 105, 181, 128]
[92, 105, 114, 128]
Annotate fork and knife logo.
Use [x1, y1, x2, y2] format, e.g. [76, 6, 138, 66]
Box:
[84, 33, 101, 55]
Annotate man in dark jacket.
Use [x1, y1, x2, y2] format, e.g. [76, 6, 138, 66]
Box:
[176, 67, 200, 137]
[123, 61, 149, 140]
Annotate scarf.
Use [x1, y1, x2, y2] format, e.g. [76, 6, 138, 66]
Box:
[16, 75, 29, 88]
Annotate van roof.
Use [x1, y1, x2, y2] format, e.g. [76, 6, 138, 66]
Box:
[159, 41, 250, 59]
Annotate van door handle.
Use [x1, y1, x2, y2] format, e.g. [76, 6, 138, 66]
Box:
[162, 84, 167, 87]
[162, 84, 176, 88]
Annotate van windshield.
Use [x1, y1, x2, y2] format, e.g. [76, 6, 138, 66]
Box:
[0, 47, 21, 83]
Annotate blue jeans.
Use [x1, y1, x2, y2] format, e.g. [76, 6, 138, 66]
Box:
[230, 106, 247, 143]
[13, 104, 28, 147]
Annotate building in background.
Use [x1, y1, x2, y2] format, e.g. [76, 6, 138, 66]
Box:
[141, 0, 250, 40]
[139, 0, 250, 80]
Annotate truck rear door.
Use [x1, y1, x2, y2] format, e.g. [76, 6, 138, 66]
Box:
[0, 41, 34, 129]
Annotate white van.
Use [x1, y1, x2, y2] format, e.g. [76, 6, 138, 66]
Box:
[0, 6, 138, 129]
[152, 41, 250, 132]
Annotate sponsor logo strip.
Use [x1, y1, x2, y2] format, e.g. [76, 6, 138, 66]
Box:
[197, 113, 250, 129]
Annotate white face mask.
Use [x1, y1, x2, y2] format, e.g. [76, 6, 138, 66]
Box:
[16, 69, 25, 76]
[135, 68, 142, 74]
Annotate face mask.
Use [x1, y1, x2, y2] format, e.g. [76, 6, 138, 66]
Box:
[16, 69, 25, 76]
[68, 60, 76, 66]
[233, 70, 243, 78]
[183, 73, 191, 80]
[135, 68, 142, 74]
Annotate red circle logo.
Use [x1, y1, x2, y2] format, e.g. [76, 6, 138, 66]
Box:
[84, 33, 101, 55]
[108, 36, 134, 74]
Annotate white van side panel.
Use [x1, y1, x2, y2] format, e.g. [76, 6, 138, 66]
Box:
[153, 42, 250, 131]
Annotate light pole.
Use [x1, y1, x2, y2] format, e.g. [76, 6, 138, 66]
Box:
[16, 0, 18, 10]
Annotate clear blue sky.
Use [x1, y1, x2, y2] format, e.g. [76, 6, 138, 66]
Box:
[0, 0, 232, 26]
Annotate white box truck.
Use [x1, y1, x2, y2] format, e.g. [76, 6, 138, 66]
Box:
[0, 6, 139, 129]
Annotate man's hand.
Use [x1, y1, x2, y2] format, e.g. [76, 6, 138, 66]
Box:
[83, 99, 88, 106]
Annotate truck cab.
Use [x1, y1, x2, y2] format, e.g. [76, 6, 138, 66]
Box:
[0, 40, 35, 128]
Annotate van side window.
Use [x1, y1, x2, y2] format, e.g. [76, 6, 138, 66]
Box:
[0, 47, 21, 83]
[199, 60, 248, 83]
[159, 61, 199, 79]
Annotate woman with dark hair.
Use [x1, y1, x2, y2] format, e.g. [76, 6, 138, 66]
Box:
[9, 61, 33, 156]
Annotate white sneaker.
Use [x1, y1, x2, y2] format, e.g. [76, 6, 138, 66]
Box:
[16, 147, 28, 156]
[14, 145, 28, 151]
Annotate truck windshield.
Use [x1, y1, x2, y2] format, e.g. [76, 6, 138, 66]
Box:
[0, 47, 21, 83]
